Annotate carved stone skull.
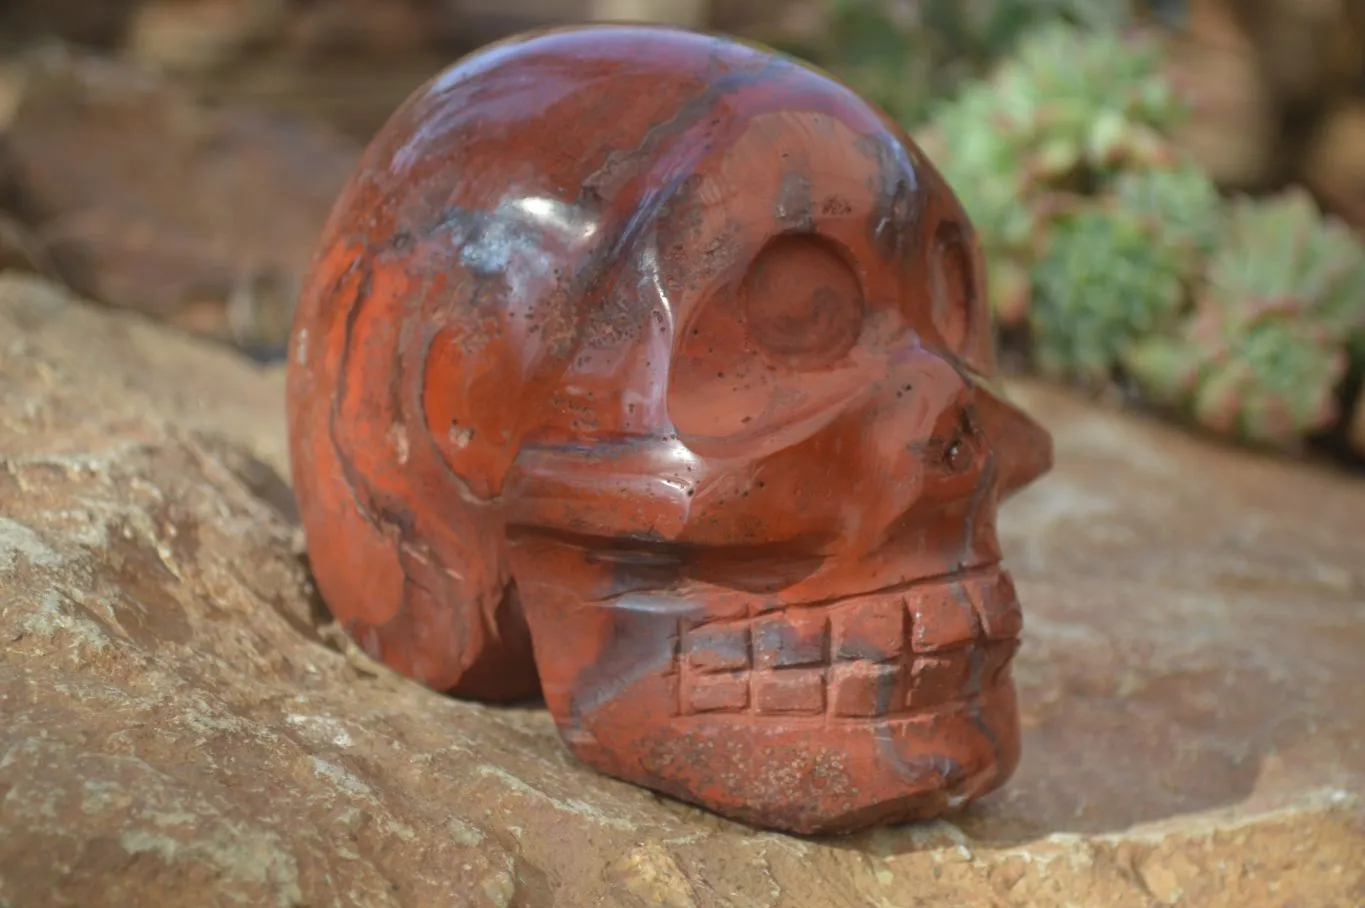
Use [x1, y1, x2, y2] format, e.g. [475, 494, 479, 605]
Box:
[286, 24, 1053, 835]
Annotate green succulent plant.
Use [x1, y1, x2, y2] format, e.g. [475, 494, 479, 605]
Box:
[1029, 202, 1183, 383]
[994, 22, 1185, 180]
[808, 0, 1121, 129]
[1111, 165, 1225, 268]
[1124, 190, 1365, 449]
[829, 6, 1365, 459]
[1025, 164, 1225, 383]
[919, 20, 1192, 333]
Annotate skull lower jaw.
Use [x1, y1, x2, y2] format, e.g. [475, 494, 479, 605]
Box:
[566, 680, 1020, 836]
[509, 542, 1024, 836]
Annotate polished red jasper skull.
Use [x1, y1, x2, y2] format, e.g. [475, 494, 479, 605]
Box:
[286, 24, 1053, 835]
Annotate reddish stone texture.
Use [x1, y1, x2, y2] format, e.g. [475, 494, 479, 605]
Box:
[285, 24, 1053, 836]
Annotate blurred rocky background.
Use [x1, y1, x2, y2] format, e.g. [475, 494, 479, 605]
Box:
[1, 0, 1363, 462]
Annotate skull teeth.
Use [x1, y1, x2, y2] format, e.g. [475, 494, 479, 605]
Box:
[671, 568, 1021, 719]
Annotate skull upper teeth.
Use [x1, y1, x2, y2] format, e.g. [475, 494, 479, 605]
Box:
[664, 567, 1022, 719]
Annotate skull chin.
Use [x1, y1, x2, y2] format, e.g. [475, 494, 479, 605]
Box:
[501, 487, 1026, 835]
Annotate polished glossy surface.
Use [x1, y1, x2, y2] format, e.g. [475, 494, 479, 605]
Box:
[286, 23, 1053, 835]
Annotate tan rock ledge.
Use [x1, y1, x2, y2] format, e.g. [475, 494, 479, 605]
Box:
[1, 271, 1362, 907]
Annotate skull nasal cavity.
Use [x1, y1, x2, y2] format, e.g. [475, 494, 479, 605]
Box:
[741, 233, 864, 367]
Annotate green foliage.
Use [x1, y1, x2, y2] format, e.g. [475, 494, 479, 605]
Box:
[1112, 165, 1224, 269]
[1207, 191, 1365, 341]
[1124, 191, 1365, 449]
[990, 21, 1185, 180]
[1028, 165, 1224, 383]
[919, 20, 1193, 341]
[922, 19, 1186, 182]
[799, 0, 1133, 128]
[820, 5, 1365, 456]
[1030, 200, 1185, 382]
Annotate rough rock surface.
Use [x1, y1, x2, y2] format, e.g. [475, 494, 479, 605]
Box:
[1, 51, 359, 357]
[1, 271, 1362, 907]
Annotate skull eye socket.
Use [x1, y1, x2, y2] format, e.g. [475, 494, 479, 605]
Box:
[929, 220, 977, 354]
[667, 230, 872, 447]
[741, 232, 864, 368]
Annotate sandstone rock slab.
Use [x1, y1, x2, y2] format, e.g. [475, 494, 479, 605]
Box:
[1, 273, 1362, 906]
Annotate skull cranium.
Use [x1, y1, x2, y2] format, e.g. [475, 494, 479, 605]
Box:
[286, 24, 1053, 835]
